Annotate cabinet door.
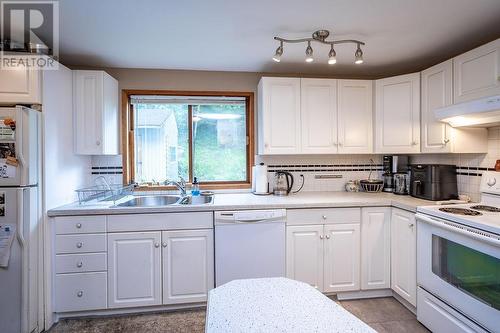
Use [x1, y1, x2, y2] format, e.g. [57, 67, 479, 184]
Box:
[286, 225, 324, 290]
[323, 223, 360, 293]
[162, 229, 214, 304]
[107, 232, 162, 308]
[74, 70, 104, 155]
[375, 73, 420, 153]
[300, 78, 338, 153]
[453, 38, 500, 103]
[391, 209, 417, 306]
[338, 80, 373, 153]
[421, 60, 453, 153]
[258, 77, 301, 154]
[361, 208, 390, 290]
[0, 66, 42, 104]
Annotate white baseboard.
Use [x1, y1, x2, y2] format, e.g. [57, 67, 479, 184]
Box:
[392, 292, 416, 315]
[336, 289, 393, 300]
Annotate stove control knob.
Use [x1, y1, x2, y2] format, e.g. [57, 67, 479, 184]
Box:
[486, 178, 496, 187]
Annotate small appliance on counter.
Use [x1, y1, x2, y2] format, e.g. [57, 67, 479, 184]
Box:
[382, 155, 409, 192]
[252, 163, 270, 195]
[273, 171, 294, 196]
[393, 172, 409, 195]
[409, 164, 458, 201]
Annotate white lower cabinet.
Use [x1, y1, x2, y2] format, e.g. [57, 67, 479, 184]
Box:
[107, 232, 162, 308]
[323, 223, 360, 292]
[391, 208, 417, 306]
[162, 230, 214, 305]
[286, 225, 324, 290]
[286, 218, 360, 293]
[55, 272, 107, 312]
[361, 208, 391, 290]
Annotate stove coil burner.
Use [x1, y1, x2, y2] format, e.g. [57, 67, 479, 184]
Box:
[470, 205, 500, 213]
[438, 208, 483, 216]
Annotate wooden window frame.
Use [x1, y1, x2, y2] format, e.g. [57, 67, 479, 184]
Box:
[122, 89, 255, 190]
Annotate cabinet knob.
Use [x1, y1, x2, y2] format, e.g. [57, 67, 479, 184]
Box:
[162, 242, 167, 248]
[322, 215, 327, 220]
[154, 242, 160, 248]
[411, 141, 418, 146]
[319, 235, 324, 240]
[76, 223, 82, 229]
[333, 142, 338, 146]
[76, 262, 83, 268]
[325, 235, 330, 239]
[77, 291, 83, 297]
[96, 140, 101, 146]
[338, 142, 343, 147]
[76, 242, 83, 248]
[443, 138, 450, 145]
[409, 223, 414, 228]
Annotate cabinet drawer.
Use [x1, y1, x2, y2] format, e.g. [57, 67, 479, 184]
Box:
[55, 216, 106, 234]
[55, 234, 106, 254]
[107, 212, 213, 232]
[287, 208, 360, 225]
[55, 272, 107, 312]
[55, 253, 107, 274]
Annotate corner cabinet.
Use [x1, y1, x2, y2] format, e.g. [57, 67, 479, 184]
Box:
[73, 70, 119, 155]
[421, 60, 488, 153]
[0, 65, 42, 105]
[258, 77, 301, 154]
[375, 73, 420, 154]
[453, 38, 500, 103]
[391, 208, 417, 307]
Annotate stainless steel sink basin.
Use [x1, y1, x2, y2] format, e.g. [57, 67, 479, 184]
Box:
[117, 195, 182, 207]
[179, 195, 214, 205]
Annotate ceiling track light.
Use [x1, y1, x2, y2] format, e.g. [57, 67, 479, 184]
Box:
[272, 29, 365, 65]
[305, 41, 314, 63]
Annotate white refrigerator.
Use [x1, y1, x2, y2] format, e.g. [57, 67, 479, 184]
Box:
[0, 106, 41, 333]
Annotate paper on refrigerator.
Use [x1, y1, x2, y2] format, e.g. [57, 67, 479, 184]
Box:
[0, 224, 16, 267]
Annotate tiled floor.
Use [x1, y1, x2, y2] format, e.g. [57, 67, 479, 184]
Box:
[47, 297, 429, 332]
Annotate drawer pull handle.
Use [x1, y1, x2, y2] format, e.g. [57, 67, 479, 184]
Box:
[322, 215, 327, 220]
[326, 235, 330, 239]
[76, 223, 82, 229]
[320, 235, 324, 240]
[77, 291, 83, 297]
[76, 242, 83, 249]
[154, 242, 160, 248]
[162, 242, 167, 248]
[76, 262, 83, 268]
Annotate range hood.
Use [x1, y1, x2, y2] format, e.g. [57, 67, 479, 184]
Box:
[435, 95, 500, 127]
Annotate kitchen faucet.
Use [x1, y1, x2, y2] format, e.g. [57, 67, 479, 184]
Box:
[164, 176, 187, 196]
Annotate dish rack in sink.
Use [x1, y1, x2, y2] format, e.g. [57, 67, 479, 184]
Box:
[75, 176, 134, 204]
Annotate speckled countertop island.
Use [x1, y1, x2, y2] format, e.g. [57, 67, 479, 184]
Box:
[205, 277, 375, 333]
[47, 191, 436, 217]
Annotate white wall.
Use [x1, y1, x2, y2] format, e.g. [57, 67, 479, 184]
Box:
[43, 64, 91, 209]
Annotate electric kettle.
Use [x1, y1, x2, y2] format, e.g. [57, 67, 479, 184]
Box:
[273, 171, 294, 196]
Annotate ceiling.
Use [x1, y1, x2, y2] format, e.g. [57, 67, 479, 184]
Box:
[58, 0, 500, 77]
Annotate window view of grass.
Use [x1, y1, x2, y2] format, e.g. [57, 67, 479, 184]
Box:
[133, 98, 247, 184]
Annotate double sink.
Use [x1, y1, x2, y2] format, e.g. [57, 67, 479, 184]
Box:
[116, 194, 213, 207]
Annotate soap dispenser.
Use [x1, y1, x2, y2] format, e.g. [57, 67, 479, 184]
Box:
[191, 177, 200, 196]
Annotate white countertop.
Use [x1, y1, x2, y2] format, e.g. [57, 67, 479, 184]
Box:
[48, 191, 436, 217]
[205, 277, 375, 333]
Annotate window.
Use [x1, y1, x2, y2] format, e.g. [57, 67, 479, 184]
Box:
[123, 91, 254, 189]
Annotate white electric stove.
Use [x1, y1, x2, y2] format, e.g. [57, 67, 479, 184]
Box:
[416, 171, 500, 333]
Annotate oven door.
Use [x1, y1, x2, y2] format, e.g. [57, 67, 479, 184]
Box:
[416, 213, 500, 333]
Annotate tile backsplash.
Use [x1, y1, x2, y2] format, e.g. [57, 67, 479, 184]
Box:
[90, 127, 500, 202]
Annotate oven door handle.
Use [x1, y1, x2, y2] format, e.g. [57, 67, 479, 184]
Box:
[416, 214, 500, 247]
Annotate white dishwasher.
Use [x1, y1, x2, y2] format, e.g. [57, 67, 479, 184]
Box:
[215, 209, 286, 286]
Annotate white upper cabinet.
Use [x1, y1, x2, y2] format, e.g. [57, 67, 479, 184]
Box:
[375, 73, 420, 153]
[361, 208, 391, 290]
[258, 77, 301, 154]
[338, 80, 373, 153]
[0, 66, 42, 105]
[74, 70, 119, 155]
[300, 79, 338, 154]
[421, 60, 453, 153]
[421, 60, 488, 153]
[453, 38, 500, 103]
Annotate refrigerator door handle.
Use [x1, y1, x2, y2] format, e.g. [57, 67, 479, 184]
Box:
[16, 188, 28, 333]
